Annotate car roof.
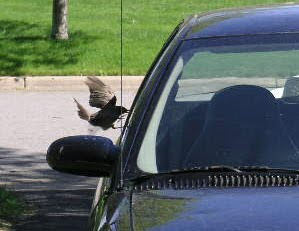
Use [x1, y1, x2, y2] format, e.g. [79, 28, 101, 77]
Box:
[183, 4, 299, 39]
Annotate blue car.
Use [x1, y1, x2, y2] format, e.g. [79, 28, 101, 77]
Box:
[47, 4, 299, 230]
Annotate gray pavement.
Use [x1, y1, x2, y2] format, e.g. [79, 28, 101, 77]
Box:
[0, 88, 138, 230]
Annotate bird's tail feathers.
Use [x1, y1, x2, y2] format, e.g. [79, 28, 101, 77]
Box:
[73, 98, 90, 121]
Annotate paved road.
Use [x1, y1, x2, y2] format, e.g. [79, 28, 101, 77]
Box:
[0, 89, 137, 230]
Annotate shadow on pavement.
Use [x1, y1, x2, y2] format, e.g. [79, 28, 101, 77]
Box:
[0, 147, 98, 230]
[15, 189, 95, 231]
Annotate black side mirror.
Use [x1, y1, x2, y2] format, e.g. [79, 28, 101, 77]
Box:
[47, 135, 120, 177]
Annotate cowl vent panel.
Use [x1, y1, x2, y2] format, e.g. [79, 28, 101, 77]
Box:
[131, 173, 299, 192]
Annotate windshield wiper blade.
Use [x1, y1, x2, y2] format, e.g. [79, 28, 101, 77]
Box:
[238, 166, 299, 174]
[172, 165, 243, 173]
[138, 166, 299, 181]
[133, 165, 243, 183]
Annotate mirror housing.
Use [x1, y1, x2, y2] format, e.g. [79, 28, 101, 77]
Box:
[47, 135, 120, 177]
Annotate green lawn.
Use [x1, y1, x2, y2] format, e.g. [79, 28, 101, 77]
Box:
[0, 0, 298, 76]
[0, 187, 25, 229]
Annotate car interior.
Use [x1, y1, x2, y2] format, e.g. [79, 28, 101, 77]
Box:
[156, 81, 299, 172]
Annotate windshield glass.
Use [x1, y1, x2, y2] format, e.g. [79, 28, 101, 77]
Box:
[137, 34, 299, 173]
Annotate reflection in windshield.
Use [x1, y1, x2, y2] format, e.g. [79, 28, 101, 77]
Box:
[137, 36, 299, 173]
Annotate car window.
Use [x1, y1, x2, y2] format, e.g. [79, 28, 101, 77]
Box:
[137, 34, 299, 173]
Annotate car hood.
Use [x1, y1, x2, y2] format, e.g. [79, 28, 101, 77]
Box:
[132, 187, 299, 231]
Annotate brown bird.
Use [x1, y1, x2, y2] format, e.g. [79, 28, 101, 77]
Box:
[73, 76, 129, 130]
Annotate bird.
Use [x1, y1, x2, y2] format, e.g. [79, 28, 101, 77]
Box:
[73, 76, 129, 130]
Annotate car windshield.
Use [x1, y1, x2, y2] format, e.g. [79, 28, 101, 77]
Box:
[137, 33, 299, 174]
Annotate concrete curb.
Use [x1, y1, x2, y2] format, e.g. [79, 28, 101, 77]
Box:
[0, 77, 25, 90]
[0, 76, 144, 91]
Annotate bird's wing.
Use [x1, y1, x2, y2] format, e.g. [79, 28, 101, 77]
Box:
[103, 96, 117, 109]
[73, 98, 90, 121]
[85, 76, 116, 109]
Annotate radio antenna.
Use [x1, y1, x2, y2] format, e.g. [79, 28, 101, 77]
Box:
[120, 0, 124, 187]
